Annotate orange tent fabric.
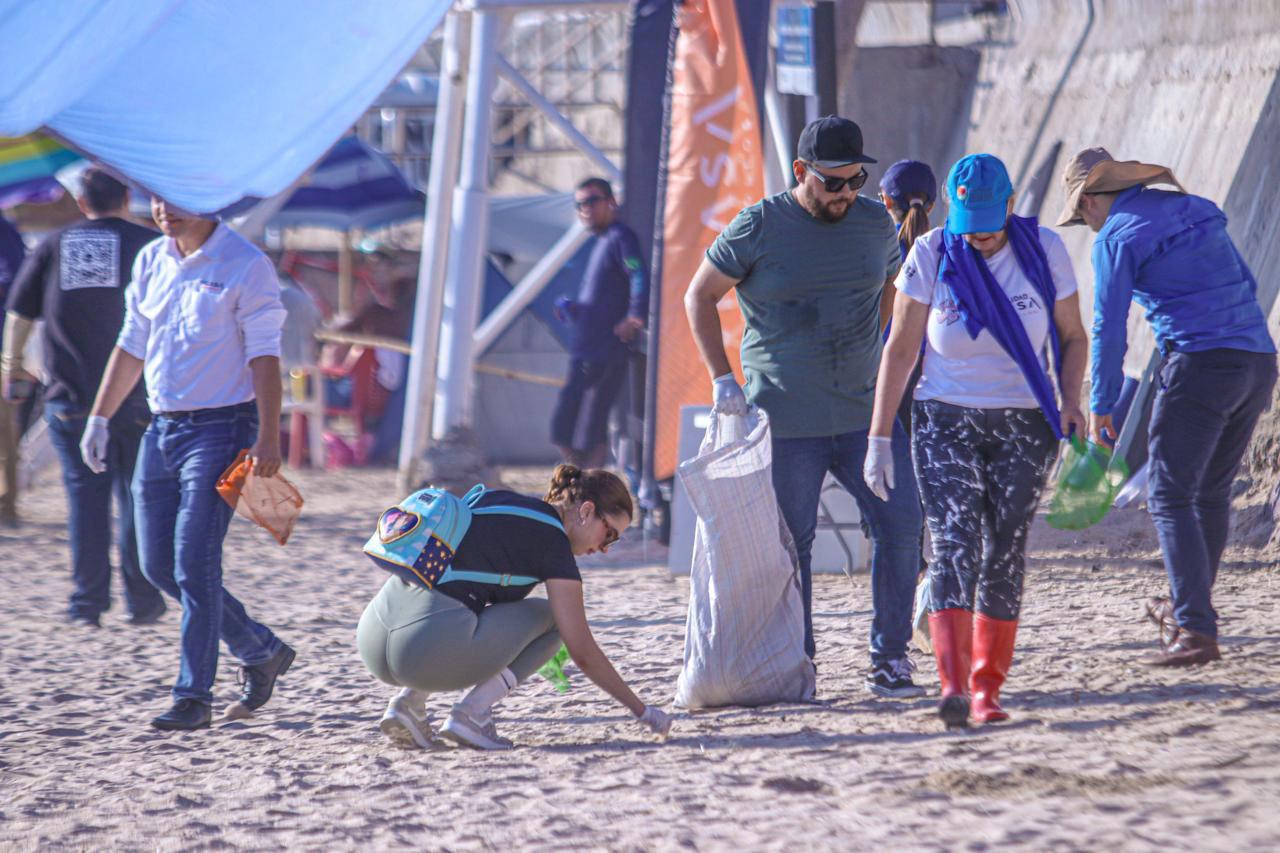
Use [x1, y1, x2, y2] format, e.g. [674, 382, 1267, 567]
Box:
[653, 0, 764, 479]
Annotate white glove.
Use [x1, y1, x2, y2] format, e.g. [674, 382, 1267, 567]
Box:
[638, 705, 672, 737]
[863, 436, 894, 502]
[79, 415, 110, 475]
[712, 373, 748, 416]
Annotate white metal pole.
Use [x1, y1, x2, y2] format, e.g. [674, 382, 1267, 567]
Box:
[763, 78, 794, 191]
[472, 220, 590, 354]
[432, 9, 502, 439]
[397, 10, 471, 492]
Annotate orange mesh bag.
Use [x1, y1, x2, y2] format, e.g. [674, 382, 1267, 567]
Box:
[216, 450, 304, 545]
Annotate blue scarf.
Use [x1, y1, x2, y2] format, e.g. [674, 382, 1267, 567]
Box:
[938, 215, 1064, 438]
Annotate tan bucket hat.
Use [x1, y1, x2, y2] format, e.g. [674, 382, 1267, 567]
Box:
[1056, 147, 1184, 226]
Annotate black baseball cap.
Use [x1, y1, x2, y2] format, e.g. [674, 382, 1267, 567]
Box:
[797, 116, 877, 167]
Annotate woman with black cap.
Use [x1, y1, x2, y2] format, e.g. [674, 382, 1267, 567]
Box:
[878, 159, 937, 431]
[863, 153, 1088, 728]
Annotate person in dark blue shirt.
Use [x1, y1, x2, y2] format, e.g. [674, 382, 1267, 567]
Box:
[1059, 147, 1277, 667]
[550, 177, 649, 467]
[0, 212, 27, 527]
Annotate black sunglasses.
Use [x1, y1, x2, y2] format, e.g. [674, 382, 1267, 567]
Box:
[597, 513, 621, 549]
[805, 164, 868, 194]
[575, 195, 609, 210]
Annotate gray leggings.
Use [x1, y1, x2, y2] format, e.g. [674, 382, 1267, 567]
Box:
[357, 576, 563, 692]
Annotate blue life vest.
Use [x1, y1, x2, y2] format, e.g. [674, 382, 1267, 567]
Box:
[363, 484, 565, 588]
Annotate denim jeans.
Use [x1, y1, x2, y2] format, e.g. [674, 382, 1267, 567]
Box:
[133, 401, 282, 703]
[44, 398, 162, 620]
[1148, 348, 1278, 639]
[771, 421, 922, 663]
[912, 401, 1058, 621]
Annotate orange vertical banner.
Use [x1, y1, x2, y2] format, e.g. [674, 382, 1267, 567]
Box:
[653, 0, 764, 480]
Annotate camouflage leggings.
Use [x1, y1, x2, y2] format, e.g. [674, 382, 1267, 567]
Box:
[912, 400, 1058, 621]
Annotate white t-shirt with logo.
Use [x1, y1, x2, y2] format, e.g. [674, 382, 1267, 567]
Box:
[896, 225, 1078, 409]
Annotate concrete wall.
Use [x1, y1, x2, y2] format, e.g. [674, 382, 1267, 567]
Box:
[961, 0, 1280, 373]
[473, 312, 566, 464]
[841, 0, 1280, 375]
[838, 44, 980, 199]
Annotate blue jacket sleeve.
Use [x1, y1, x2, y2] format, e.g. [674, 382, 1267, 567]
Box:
[615, 226, 650, 320]
[1089, 237, 1137, 415]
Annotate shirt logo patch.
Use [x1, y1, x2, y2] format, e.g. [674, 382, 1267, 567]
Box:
[934, 297, 961, 326]
[195, 279, 226, 293]
[1010, 292, 1042, 313]
[60, 231, 120, 291]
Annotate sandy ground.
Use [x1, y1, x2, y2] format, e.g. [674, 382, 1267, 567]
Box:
[2, 461, 1279, 851]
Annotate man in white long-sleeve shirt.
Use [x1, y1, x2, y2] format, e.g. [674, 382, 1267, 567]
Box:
[82, 196, 295, 731]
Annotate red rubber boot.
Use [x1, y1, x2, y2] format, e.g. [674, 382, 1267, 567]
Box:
[971, 613, 1018, 724]
[928, 608, 973, 728]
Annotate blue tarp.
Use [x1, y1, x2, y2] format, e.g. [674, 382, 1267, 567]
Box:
[0, 0, 450, 214]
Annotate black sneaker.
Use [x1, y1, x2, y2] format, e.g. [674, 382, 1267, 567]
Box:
[152, 699, 212, 731]
[866, 658, 927, 698]
[235, 644, 296, 711]
[125, 603, 167, 626]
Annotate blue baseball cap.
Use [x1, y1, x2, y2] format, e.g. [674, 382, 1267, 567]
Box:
[879, 160, 937, 207]
[945, 154, 1013, 234]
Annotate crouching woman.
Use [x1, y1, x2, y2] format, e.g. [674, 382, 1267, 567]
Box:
[357, 464, 671, 749]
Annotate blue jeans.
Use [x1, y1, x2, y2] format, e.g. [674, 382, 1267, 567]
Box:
[44, 398, 162, 620]
[771, 422, 922, 663]
[1148, 348, 1277, 639]
[133, 402, 282, 703]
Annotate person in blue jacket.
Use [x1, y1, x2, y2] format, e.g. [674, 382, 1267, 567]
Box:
[550, 177, 649, 468]
[1058, 147, 1278, 667]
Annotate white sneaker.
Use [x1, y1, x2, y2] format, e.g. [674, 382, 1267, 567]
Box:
[440, 705, 514, 751]
[379, 690, 435, 749]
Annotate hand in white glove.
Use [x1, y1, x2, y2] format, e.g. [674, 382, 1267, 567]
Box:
[863, 435, 894, 502]
[80, 415, 110, 475]
[638, 705, 673, 738]
[712, 373, 748, 416]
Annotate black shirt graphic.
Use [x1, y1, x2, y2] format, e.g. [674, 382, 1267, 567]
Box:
[7, 217, 157, 410]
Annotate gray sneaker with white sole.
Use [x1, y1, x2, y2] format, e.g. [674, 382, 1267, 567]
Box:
[379, 691, 436, 749]
[440, 705, 514, 751]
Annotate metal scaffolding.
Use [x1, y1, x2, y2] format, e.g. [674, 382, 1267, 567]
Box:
[396, 0, 630, 491]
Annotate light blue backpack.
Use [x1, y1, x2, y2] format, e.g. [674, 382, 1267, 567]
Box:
[363, 484, 564, 589]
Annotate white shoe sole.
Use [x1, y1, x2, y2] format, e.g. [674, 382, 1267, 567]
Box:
[379, 710, 435, 749]
[440, 717, 512, 751]
[867, 682, 928, 699]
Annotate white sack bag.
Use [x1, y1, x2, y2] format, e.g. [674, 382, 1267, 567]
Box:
[674, 409, 816, 708]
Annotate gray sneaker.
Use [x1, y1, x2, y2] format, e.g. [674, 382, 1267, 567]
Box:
[379, 690, 436, 749]
[440, 705, 514, 751]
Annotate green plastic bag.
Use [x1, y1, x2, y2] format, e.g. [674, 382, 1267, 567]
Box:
[1046, 435, 1129, 530]
[537, 644, 571, 693]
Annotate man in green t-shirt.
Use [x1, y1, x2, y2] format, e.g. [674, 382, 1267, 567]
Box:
[685, 116, 924, 697]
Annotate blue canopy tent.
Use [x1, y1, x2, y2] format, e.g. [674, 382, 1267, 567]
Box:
[270, 136, 426, 233]
[0, 1, 451, 214]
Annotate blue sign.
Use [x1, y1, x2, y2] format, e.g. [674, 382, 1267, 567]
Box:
[775, 4, 815, 96]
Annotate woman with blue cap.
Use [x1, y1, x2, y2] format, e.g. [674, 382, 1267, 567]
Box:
[862, 153, 1088, 728]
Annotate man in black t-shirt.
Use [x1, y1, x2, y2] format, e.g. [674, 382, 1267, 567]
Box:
[3, 167, 164, 628]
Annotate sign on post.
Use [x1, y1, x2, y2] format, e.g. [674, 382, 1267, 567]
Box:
[775, 4, 815, 97]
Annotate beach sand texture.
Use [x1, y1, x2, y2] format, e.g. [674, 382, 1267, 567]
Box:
[2, 463, 1279, 851]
